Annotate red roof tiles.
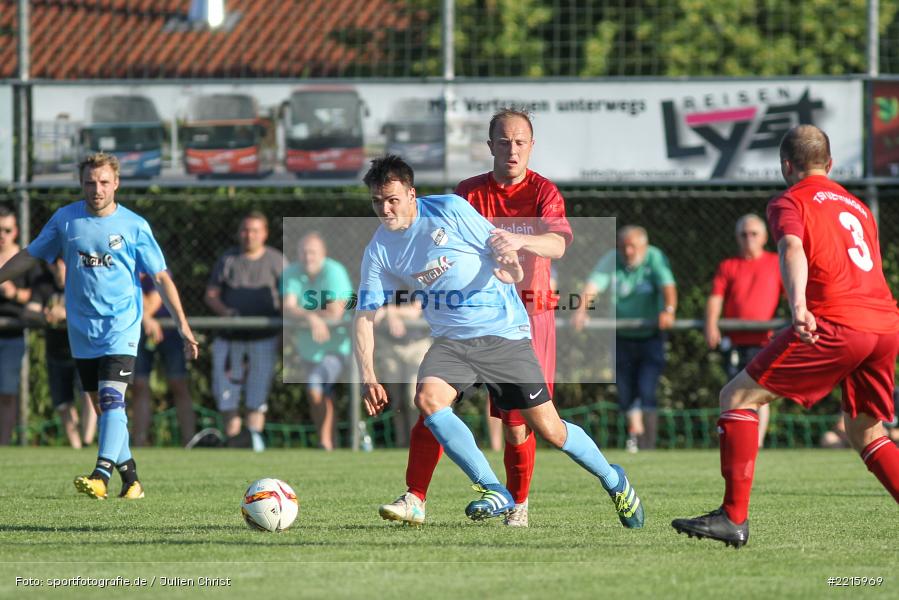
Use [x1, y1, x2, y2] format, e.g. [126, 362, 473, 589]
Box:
[0, 0, 425, 79]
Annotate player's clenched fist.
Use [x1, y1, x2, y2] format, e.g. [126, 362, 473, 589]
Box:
[363, 382, 390, 416]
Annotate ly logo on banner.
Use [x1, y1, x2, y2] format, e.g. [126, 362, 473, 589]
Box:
[662, 88, 824, 178]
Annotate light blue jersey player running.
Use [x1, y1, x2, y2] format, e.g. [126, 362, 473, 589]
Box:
[354, 155, 644, 526]
[0, 153, 199, 499]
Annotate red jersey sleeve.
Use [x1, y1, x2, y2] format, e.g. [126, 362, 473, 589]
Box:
[537, 181, 573, 246]
[710, 260, 730, 296]
[767, 193, 804, 242]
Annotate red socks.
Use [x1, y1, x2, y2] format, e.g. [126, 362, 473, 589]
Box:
[405, 414, 538, 504]
[861, 437, 899, 503]
[719, 409, 760, 524]
[405, 415, 443, 501]
[504, 432, 536, 504]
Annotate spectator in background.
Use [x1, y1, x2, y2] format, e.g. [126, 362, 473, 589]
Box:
[572, 225, 677, 452]
[131, 273, 195, 447]
[373, 300, 430, 447]
[282, 232, 354, 450]
[25, 258, 96, 448]
[705, 214, 781, 448]
[205, 211, 284, 451]
[0, 206, 36, 445]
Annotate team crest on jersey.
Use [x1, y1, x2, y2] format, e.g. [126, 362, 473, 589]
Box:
[108, 234, 124, 250]
[412, 256, 454, 285]
[431, 227, 448, 247]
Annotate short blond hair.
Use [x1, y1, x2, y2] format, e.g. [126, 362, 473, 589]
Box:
[79, 152, 120, 182]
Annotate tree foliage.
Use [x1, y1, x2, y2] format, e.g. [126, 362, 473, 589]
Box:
[403, 0, 899, 77]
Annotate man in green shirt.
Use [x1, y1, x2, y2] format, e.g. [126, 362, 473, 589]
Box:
[572, 225, 677, 451]
[283, 232, 354, 450]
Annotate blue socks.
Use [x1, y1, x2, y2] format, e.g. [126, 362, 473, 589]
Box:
[424, 408, 501, 487]
[561, 421, 620, 490]
[98, 408, 128, 464]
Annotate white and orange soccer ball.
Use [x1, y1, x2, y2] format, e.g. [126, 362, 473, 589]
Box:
[240, 478, 299, 532]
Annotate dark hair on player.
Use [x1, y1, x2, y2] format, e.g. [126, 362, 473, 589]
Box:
[779, 125, 831, 171]
[241, 210, 269, 230]
[0, 204, 15, 220]
[488, 109, 534, 140]
[363, 155, 415, 189]
[78, 152, 120, 182]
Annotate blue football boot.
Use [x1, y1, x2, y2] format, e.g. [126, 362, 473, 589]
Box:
[606, 464, 644, 528]
[465, 483, 514, 521]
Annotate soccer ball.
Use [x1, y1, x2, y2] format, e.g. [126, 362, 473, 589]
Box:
[240, 478, 299, 532]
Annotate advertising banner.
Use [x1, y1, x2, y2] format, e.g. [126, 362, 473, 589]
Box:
[872, 80, 899, 177]
[30, 79, 862, 186]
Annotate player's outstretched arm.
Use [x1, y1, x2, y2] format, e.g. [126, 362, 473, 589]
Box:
[778, 234, 818, 344]
[0, 250, 39, 285]
[489, 229, 566, 259]
[354, 309, 389, 416]
[152, 270, 200, 359]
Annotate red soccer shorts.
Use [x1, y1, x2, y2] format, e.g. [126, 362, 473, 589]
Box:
[746, 318, 899, 422]
[490, 309, 556, 427]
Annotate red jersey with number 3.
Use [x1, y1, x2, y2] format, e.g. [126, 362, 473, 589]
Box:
[767, 175, 899, 334]
[455, 170, 573, 316]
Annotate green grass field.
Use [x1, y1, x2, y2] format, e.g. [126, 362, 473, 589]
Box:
[0, 447, 895, 599]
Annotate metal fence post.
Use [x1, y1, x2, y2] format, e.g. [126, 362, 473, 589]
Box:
[16, 0, 31, 447]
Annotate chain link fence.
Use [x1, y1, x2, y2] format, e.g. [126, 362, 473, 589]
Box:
[4, 1, 899, 78]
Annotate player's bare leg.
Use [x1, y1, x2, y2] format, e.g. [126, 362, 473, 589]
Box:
[672, 369, 776, 547]
[847, 411, 899, 502]
[757, 403, 771, 448]
[487, 411, 503, 451]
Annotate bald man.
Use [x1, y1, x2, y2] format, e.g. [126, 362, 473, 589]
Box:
[573, 225, 677, 452]
[673, 125, 899, 548]
[705, 213, 782, 447]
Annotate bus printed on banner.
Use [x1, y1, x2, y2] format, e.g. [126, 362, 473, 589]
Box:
[282, 87, 367, 178]
[181, 93, 276, 178]
[79, 95, 166, 179]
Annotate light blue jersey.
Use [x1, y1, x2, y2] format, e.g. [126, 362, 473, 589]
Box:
[27, 201, 166, 358]
[358, 194, 530, 340]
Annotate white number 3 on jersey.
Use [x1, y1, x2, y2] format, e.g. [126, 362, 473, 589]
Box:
[838, 211, 874, 272]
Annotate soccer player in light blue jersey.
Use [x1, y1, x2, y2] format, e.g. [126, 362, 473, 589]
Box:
[354, 155, 644, 526]
[0, 153, 199, 499]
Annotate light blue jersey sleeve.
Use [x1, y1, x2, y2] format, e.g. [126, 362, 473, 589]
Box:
[134, 222, 166, 276]
[27, 209, 63, 263]
[357, 245, 388, 312]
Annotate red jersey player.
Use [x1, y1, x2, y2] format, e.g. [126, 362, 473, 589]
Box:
[378, 109, 573, 527]
[673, 125, 899, 548]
